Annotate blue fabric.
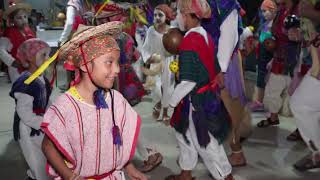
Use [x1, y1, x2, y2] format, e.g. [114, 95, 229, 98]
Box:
[202, 0, 242, 46]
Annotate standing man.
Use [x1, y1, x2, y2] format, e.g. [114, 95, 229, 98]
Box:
[202, 0, 249, 167]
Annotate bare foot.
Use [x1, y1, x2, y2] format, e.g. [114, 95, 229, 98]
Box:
[165, 170, 194, 180]
[152, 103, 161, 119]
[140, 153, 163, 173]
[225, 174, 234, 180]
[228, 151, 247, 167]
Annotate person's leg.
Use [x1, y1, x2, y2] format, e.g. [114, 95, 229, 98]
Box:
[291, 75, 320, 170]
[165, 130, 198, 180]
[258, 73, 286, 127]
[250, 60, 268, 111]
[166, 106, 198, 180]
[161, 58, 175, 122]
[188, 117, 232, 180]
[19, 125, 49, 180]
[220, 90, 246, 166]
[152, 75, 162, 119]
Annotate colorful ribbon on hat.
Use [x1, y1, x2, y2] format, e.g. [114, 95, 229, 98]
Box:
[129, 6, 148, 25]
[24, 50, 60, 85]
[94, 0, 111, 18]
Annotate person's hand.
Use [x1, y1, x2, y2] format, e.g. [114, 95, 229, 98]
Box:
[288, 28, 302, 42]
[125, 163, 148, 180]
[215, 72, 225, 89]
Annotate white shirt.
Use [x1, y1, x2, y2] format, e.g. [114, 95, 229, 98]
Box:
[217, 9, 239, 72]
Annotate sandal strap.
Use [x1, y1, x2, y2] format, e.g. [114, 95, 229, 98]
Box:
[232, 150, 243, 154]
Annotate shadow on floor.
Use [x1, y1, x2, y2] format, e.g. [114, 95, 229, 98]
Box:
[0, 138, 28, 179]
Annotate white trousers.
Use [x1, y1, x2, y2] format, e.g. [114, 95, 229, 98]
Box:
[19, 123, 50, 180]
[175, 104, 232, 179]
[290, 74, 320, 152]
[264, 73, 291, 113]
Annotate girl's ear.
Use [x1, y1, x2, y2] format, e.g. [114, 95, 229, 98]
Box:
[79, 61, 93, 73]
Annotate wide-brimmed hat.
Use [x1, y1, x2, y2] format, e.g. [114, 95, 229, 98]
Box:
[95, 3, 125, 20]
[4, 2, 32, 19]
[59, 21, 123, 70]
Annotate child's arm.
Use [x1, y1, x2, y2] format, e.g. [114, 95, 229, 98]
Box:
[15, 92, 43, 129]
[42, 135, 82, 180]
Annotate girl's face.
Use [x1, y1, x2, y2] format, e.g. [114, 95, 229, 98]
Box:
[261, 9, 275, 21]
[153, 9, 166, 25]
[83, 50, 120, 89]
[13, 10, 29, 28]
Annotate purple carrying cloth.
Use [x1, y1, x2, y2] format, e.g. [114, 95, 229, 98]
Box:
[224, 52, 247, 105]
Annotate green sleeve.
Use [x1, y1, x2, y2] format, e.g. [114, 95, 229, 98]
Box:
[179, 51, 199, 82]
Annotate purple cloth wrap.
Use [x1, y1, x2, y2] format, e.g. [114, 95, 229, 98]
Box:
[224, 52, 247, 105]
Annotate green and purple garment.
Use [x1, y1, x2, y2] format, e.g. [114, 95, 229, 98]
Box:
[171, 31, 230, 147]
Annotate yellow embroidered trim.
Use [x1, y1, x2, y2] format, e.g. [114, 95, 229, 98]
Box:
[68, 86, 84, 102]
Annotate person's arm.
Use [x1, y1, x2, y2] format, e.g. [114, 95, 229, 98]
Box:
[169, 81, 196, 107]
[217, 9, 239, 72]
[0, 37, 16, 67]
[42, 135, 83, 180]
[15, 93, 43, 129]
[59, 6, 76, 44]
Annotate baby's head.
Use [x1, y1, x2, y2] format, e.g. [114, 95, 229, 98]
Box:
[17, 38, 50, 72]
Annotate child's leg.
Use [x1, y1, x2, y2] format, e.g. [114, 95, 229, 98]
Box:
[166, 108, 198, 180]
[152, 101, 161, 119]
[188, 115, 232, 179]
[258, 73, 287, 127]
[220, 90, 247, 166]
[19, 125, 50, 180]
[196, 134, 232, 179]
[166, 130, 197, 180]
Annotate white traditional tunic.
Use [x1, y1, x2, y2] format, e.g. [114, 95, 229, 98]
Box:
[141, 26, 175, 108]
[11, 75, 51, 180]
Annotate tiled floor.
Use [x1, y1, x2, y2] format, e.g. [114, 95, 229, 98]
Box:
[0, 71, 319, 180]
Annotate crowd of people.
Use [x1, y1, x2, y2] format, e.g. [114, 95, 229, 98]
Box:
[0, 0, 319, 179]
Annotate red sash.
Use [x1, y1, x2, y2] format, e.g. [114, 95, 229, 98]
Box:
[271, 61, 285, 74]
